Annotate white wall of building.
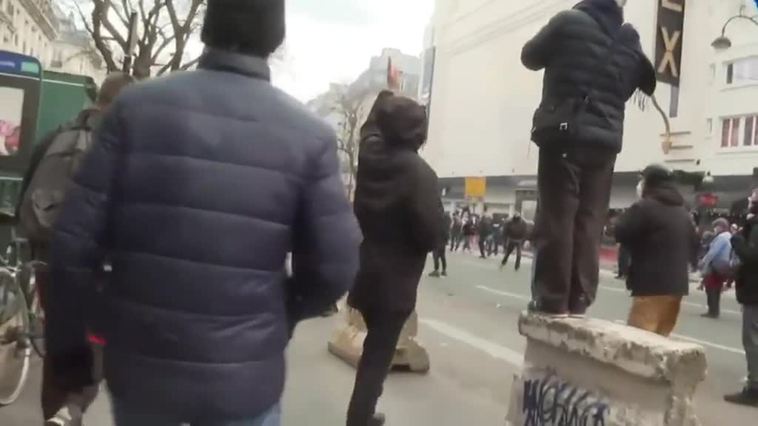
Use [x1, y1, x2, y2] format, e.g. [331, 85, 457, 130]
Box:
[424, 0, 758, 181]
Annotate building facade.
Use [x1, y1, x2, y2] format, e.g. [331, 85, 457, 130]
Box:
[423, 0, 758, 219]
[0, 0, 104, 81]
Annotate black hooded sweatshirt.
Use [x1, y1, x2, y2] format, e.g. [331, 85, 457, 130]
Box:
[615, 183, 698, 297]
[348, 94, 442, 313]
[521, 0, 656, 153]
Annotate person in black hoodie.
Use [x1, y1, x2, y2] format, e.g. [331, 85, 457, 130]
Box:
[615, 165, 698, 336]
[347, 93, 441, 426]
[430, 208, 451, 278]
[725, 189, 758, 406]
[522, 0, 656, 316]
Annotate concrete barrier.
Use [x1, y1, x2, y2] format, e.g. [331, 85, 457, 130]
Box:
[506, 313, 707, 426]
[328, 307, 430, 373]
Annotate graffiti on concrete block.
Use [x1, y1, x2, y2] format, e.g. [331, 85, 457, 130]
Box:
[522, 374, 609, 426]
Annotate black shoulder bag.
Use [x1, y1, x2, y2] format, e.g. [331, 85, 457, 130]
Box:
[530, 26, 624, 148]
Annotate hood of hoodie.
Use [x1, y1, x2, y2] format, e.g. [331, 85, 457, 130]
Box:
[355, 95, 429, 214]
[644, 183, 685, 207]
[574, 0, 623, 35]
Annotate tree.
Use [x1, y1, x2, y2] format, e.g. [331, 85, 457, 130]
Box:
[67, 0, 205, 79]
[336, 94, 365, 198]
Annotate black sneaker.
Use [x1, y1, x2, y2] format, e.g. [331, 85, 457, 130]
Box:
[428, 271, 440, 278]
[724, 388, 758, 407]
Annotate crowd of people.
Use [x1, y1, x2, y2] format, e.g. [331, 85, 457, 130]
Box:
[7, 1, 757, 425]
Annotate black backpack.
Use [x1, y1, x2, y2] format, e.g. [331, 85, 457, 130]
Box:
[19, 122, 93, 243]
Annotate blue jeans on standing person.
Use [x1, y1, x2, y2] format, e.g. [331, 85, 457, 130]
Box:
[111, 400, 281, 426]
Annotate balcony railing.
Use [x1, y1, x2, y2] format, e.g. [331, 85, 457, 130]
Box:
[18, 0, 58, 40]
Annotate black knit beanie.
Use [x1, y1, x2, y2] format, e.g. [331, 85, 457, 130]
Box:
[201, 0, 286, 57]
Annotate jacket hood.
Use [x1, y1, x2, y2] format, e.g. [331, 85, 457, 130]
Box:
[574, 0, 623, 35]
[644, 183, 684, 206]
[375, 96, 428, 151]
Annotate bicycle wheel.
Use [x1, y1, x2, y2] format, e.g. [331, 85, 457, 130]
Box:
[20, 262, 45, 358]
[0, 269, 31, 406]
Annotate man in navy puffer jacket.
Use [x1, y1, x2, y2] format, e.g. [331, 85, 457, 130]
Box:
[44, 0, 361, 424]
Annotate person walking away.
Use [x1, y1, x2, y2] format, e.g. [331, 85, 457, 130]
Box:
[430, 209, 451, 278]
[490, 216, 505, 256]
[17, 73, 135, 426]
[44, 1, 362, 424]
[501, 213, 529, 271]
[478, 214, 493, 259]
[450, 212, 463, 251]
[347, 93, 441, 426]
[462, 216, 475, 253]
[725, 189, 758, 406]
[615, 165, 698, 336]
[522, 0, 656, 316]
[699, 218, 733, 319]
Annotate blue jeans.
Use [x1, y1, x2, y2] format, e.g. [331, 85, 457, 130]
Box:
[111, 399, 280, 426]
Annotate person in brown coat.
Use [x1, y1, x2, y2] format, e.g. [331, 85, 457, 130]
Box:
[346, 93, 441, 426]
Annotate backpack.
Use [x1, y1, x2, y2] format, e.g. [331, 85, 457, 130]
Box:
[19, 123, 93, 243]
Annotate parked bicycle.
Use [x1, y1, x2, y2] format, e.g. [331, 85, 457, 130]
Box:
[0, 223, 45, 406]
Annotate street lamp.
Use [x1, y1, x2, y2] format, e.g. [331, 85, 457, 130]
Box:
[712, 5, 758, 50]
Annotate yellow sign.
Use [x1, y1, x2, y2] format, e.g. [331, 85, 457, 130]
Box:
[465, 177, 487, 198]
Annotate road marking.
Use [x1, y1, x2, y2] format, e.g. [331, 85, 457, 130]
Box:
[682, 301, 741, 316]
[476, 285, 530, 301]
[611, 320, 746, 355]
[420, 318, 524, 367]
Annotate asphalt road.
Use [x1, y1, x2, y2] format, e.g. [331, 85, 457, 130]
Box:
[0, 251, 755, 425]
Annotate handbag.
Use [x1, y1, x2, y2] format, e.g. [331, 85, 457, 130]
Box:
[530, 25, 625, 147]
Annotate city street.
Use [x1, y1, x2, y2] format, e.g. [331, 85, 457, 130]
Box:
[1, 252, 756, 425]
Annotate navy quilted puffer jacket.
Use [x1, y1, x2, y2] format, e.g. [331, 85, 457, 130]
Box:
[46, 49, 361, 422]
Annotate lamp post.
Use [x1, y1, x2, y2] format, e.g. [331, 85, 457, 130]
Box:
[712, 5, 758, 50]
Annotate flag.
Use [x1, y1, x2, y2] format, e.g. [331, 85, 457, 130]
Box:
[387, 58, 401, 91]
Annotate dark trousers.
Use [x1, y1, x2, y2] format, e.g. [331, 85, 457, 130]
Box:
[478, 236, 489, 258]
[706, 286, 722, 317]
[36, 257, 102, 420]
[450, 233, 461, 251]
[432, 247, 447, 273]
[617, 245, 631, 277]
[532, 147, 616, 313]
[501, 241, 523, 270]
[347, 310, 410, 426]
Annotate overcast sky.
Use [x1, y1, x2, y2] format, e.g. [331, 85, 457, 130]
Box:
[271, 0, 435, 101]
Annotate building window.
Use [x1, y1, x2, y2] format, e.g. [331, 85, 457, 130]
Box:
[721, 115, 758, 148]
[722, 117, 740, 147]
[726, 57, 758, 85]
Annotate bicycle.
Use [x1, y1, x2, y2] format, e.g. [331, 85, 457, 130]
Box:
[0, 225, 46, 406]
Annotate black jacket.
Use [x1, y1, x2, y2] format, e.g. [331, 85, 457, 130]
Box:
[48, 49, 361, 421]
[505, 217, 529, 242]
[732, 216, 758, 305]
[348, 94, 441, 314]
[615, 184, 697, 297]
[522, 0, 656, 153]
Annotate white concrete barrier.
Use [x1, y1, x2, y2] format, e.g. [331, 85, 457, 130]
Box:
[506, 313, 707, 426]
[328, 307, 430, 373]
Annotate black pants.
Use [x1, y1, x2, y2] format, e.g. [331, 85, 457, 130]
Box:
[617, 245, 631, 278]
[478, 236, 489, 258]
[501, 241, 523, 270]
[36, 252, 103, 420]
[532, 147, 616, 314]
[347, 310, 410, 426]
[432, 247, 447, 273]
[706, 287, 722, 317]
[450, 233, 461, 251]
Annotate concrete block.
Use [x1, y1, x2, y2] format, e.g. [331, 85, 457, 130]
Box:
[328, 308, 430, 373]
[506, 313, 707, 426]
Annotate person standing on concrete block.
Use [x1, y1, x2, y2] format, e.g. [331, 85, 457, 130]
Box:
[615, 165, 698, 337]
[725, 189, 758, 407]
[347, 93, 442, 426]
[521, 0, 656, 316]
[699, 218, 734, 319]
